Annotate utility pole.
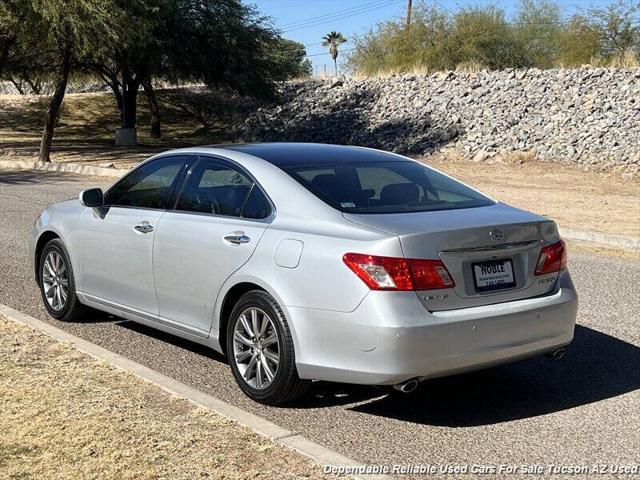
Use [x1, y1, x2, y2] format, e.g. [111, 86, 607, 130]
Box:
[406, 0, 412, 28]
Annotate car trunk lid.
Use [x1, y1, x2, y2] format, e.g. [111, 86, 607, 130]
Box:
[343, 203, 562, 311]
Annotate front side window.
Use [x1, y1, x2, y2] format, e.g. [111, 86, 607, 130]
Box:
[284, 161, 494, 214]
[105, 156, 188, 209]
[176, 158, 260, 217]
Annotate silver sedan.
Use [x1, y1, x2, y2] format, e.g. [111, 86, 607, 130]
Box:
[31, 143, 578, 404]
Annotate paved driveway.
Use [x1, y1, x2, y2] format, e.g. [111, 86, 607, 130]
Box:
[1, 170, 639, 475]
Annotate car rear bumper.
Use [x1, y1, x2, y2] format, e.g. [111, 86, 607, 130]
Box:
[290, 270, 578, 385]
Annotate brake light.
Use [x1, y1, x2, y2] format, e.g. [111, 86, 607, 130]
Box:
[535, 240, 567, 275]
[343, 253, 455, 291]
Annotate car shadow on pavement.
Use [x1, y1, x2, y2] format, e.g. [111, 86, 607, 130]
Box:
[79, 310, 123, 323]
[109, 320, 640, 416]
[115, 319, 385, 407]
[348, 325, 640, 426]
[117, 320, 227, 363]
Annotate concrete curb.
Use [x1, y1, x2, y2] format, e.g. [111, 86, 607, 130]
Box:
[559, 227, 640, 253]
[0, 303, 389, 480]
[0, 160, 129, 178]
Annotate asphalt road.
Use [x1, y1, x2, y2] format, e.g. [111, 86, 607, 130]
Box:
[1, 169, 639, 477]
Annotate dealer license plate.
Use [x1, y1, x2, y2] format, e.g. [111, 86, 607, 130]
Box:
[472, 259, 516, 292]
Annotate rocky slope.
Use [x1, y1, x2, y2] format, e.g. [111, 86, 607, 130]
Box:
[243, 68, 640, 178]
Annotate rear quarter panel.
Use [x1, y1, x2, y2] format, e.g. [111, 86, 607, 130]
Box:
[213, 214, 403, 353]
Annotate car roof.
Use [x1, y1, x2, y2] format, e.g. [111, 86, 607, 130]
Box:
[210, 143, 406, 167]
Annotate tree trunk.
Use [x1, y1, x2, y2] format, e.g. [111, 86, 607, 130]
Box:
[334, 58, 338, 77]
[121, 85, 138, 129]
[0, 35, 13, 74]
[142, 78, 161, 138]
[106, 81, 124, 125]
[26, 76, 43, 95]
[9, 78, 25, 95]
[119, 63, 139, 129]
[38, 43, 71, 163]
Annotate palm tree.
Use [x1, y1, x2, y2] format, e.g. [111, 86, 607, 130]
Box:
[322, 31, 347, 77]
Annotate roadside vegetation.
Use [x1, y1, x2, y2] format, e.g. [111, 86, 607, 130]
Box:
[0, 0, 311, 161]
[0, 88, 251, 168]
[348, 0, 640, 76]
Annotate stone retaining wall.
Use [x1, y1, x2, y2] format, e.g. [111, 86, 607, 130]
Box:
[243, 68, 640, 178]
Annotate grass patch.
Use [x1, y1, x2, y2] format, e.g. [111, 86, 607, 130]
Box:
[0, 87, 248, 169]
[0, 315, 331, 479]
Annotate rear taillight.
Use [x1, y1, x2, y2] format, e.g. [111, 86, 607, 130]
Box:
[343, 253, 454, 291]
[535, 240, 567, 275]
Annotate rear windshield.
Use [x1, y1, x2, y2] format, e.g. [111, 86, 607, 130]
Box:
[283, 160, 494, 214]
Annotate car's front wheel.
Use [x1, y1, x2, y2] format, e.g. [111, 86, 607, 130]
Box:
[226, 290, 310, 405]
[39, 238, 88, 322]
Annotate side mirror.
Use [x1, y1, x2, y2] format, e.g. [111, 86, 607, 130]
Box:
[79, 188, 104, 207]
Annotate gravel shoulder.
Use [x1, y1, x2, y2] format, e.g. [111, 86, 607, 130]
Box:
[0, 315, 330, 480]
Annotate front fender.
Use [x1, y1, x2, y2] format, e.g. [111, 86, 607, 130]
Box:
[32, 202, 84, 291]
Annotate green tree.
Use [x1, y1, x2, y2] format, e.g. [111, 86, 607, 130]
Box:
[347, 6, 450, 76]
[85, 0, 160, 137]
[513, 0, 562, 68]
[269, 38, 312, 79]
[557, 15, 601, 67]
[447, 6, 522, 69]
[322, 31, 347, 76]
[89, 0, 301, 141]
[588, 0, 639, 58]
[2, 0, 117, 161]
[0, 2, 16, 74]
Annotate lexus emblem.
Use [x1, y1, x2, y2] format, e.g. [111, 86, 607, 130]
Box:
[490, 227, 504, 241]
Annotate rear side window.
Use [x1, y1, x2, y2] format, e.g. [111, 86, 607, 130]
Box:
[284, 161, 494, 214]
[242, 186, 271, 219]
[175, 158, 272, 219]
[105, 156, 188, 209]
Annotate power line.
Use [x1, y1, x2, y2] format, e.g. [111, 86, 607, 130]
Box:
[279, 0, 394, 29]
[306, 47, 356, 57]
[282, 0, 403, 32]
[269, 32, 373, 57]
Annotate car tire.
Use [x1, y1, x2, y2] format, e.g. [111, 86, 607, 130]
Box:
[226, 290, 310, 405]
[39, 238, 88, 322]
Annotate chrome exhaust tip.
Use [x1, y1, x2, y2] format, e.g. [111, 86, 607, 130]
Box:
[393, 379, 419, 394]
[547, 347, 567, 360]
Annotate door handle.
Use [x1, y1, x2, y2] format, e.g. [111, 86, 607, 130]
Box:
[224, 233, 251, 245]
[134, 222, 154, 234]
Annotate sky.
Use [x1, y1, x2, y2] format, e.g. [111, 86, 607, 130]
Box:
[248, 0, 624, 74]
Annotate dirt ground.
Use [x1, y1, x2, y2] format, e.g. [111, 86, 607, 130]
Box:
[425, 155, 640, 239]
[0, 316, 331, 480]
[1, 91, 639, 239]
[0, 91, 230, 169]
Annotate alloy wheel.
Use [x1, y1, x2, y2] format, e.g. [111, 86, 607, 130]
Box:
[232, 307, 280, 390]
[42, 251, 69, 311]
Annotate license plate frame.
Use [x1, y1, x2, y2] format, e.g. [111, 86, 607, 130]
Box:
[472, 259, 516, 293]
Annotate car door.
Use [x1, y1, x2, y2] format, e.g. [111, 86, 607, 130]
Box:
[76, 155, 192, 317]
[153, 156, 273, 335]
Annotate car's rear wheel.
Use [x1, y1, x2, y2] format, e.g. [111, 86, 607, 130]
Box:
[39, 238, 88, 322]
[226, 290, 310, 405]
